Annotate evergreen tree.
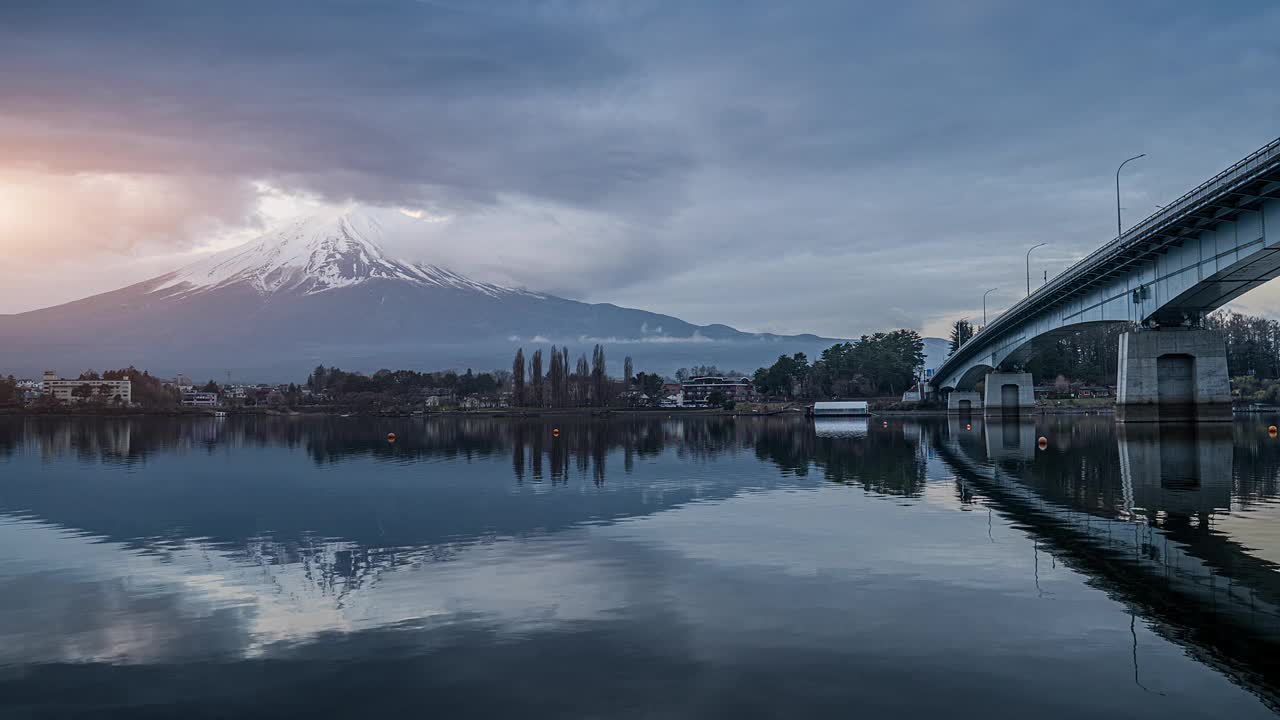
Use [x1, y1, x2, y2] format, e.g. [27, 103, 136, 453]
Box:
[530, 349, 544, 407]
[591, 344, 607, 406]
[308, 365, 327, 391]
[560, 348, 571, 407]
[576, 353, 590, 406]
[948, 320, 974, 355]
[512, 348, 525, 406]
[548, 346, 562, 408]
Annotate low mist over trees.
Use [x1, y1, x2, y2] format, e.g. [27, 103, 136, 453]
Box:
[505, 345, 658, 408]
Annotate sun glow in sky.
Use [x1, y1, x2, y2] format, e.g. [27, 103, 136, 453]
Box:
[2, 1, 1279, 337]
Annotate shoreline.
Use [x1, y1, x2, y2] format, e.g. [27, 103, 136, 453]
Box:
[0, 405, 1161, 419]
[5, 402, 1276, 420]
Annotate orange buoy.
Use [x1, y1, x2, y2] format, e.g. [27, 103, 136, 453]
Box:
[1270, 425, 1278, 437]
[552, 428, 560, 438]
[387, 432, 397, 442]
[1037, 436, 1048, 450]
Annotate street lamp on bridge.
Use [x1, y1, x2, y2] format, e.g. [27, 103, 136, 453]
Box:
[1116, 153, 1146, 238]
[1026, 243, 1047, 297]
[983, 287, 998, 327]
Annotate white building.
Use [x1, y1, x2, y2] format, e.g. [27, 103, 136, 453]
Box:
[42, 371, 131, 405]
[182, 391, 219, 407]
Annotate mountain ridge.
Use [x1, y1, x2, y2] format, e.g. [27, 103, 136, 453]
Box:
[0, 207, 928, 381]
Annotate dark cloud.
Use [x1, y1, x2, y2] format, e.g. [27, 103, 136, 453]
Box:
[2, 1, 1279, 334]
[0, 0, 686, 211]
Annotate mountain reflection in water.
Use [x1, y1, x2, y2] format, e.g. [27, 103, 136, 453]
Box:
[2, 414, 1280, 719]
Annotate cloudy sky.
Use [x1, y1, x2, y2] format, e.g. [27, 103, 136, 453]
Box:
[1, 1, 1278, 337]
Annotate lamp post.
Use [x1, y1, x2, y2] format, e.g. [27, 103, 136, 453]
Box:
[1026, 242, 1047, 297]
[983, 287, 998, 327]
[1116, 153, 1145, 238]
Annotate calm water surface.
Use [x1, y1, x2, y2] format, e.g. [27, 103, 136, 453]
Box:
[3, 414, 1280, 718]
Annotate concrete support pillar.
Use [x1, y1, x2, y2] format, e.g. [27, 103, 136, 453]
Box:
[947, 391, 981, 414]
[982, 372, 1035, 417]
[1115, 329, 1231, 423]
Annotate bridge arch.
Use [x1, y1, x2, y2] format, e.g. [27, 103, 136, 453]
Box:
[946, 363, 993, 392]
[994, 320, 1132, 374]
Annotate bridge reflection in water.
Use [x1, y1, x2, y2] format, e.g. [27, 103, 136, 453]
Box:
[4, 415, 1280, 713]
[933, 416, 1280, 707]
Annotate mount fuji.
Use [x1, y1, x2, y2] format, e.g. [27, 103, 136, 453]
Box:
[0, 208, 839, 380]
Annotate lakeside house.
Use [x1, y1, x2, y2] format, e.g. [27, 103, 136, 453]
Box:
[680, 376, 755, 406]
[182, 391, 219, 407]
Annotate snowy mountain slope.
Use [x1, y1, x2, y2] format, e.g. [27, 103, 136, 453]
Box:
[152, 208, 534, 299]
[0, 207, 844, 380]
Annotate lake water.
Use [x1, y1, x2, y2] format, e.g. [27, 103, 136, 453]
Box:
[2, 414, 1280, 718]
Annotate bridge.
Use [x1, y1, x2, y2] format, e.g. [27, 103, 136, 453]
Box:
[932, 136, 1280, 421]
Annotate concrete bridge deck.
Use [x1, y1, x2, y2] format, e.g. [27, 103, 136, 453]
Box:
[931, 136, 1280, 420]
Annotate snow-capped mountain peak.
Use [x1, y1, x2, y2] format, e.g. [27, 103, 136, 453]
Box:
[152, 207, 524, 298]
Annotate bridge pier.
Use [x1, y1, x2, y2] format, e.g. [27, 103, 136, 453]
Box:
[946, 391, 981, 414]
[982, 372, 1035, 418]
[1115, 329, 1231, 422]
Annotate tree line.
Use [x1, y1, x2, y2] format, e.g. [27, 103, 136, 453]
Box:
[511, 344, 656, 408]
[307, 366, 499, 398]
[945, 309, 1280, 387]
[1206, 310, 1280, 379]
[307, 345, 665, 409]
[752, 330, 926, 400]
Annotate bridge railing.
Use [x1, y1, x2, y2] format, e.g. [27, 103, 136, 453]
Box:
[936, 135, 1280, 385]
[1078, 135, 1280, 275]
